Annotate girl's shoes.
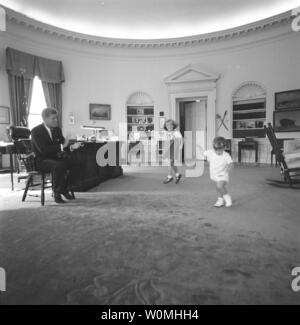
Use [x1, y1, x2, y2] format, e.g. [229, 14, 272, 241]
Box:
[175, 174, 182, 184]
[163, 176, 173, 184]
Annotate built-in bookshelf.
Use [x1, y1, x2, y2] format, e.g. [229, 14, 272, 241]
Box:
[232, 99, 266, 138]
[127, 106, 154, 137]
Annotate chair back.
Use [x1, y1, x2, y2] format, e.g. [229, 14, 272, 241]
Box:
[14, 139, 36, 172]
[8, 126, 31, 141]
[264, 123, 288, 170]
[225, 139, 231, 155]
[8, 126, 36, 172]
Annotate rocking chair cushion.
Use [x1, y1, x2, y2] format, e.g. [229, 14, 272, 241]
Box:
[285, 160, 300, 170]
[284, 150, 300, 161]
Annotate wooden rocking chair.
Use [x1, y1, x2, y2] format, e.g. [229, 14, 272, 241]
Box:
[264, 123, 300, 188]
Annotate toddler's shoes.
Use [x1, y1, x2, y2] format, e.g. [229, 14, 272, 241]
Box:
[214, 197, 225, 207]
[223, 194, 232, 207]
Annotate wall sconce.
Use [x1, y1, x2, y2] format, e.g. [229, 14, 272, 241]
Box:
[68, 113, 75, 125]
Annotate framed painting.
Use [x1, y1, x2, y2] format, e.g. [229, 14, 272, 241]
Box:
[89, 104, 111, 120]
[273, 109, 300, 132]
[275, 89, 300, 110]
[0, 106, 10, 124]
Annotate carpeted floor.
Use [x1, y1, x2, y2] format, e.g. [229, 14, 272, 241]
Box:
[0, 165, 299, 304]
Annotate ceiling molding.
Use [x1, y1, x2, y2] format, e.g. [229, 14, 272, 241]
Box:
[3, 6, 294, 49]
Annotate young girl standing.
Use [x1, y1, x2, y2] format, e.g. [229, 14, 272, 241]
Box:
[204, 137, 233, 207]
[163, 119, 183, 184]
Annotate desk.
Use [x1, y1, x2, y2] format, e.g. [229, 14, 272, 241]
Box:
[69, 141, 123, 191]
[1, 141, 123, 192]
[0, 142, 16, 190]
[238, 140, 258, 163]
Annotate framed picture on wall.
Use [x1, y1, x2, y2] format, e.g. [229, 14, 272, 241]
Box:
[275, 89, 300, 110]
[0, 106, 10, 124]
[273, 109, 300, 132]
[89, 104, 111, 120]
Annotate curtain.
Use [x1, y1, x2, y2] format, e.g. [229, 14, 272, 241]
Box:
[36, 57, 65, 83]
[8, 75, 33, 126]
[42, 82, 63, 127]
[6, 47, 65, 126]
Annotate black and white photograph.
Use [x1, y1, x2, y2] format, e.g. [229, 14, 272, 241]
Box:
[0, 0, 300, 313]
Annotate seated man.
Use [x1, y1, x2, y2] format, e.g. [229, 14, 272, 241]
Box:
[31, 108, 82, 203]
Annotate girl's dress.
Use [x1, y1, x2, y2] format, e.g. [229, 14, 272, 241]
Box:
[163, 130, 183, 165]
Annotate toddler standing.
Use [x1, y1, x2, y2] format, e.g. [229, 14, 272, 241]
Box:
[204, 137, 233, 207]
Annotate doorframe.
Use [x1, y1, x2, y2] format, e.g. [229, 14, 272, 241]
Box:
[178, 98, 208, 151]
[169, 90, 216, 150]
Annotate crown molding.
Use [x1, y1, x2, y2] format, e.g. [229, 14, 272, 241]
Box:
[3, 6, 294, 49]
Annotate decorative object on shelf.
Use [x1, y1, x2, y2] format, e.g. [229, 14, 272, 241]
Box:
[273, 109, 300, 132]
[159, 117, 166, 130]
[232, 99, 266, 138]
[0, 106, 10, 124]
[147, 117, 153, 124]
[127, 105, 154, 137]
[89, 104, 111, 120]
[216, 110, 228, 131]
[275, 89, 300, 110]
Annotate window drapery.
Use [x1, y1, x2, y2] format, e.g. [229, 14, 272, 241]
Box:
[6, 47, 65, 126]
[42, 82, 63, 127]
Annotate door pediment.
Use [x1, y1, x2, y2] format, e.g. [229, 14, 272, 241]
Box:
[164, 64, 219, 84]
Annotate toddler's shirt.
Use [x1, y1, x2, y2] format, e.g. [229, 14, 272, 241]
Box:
[204, 149, 233, 182]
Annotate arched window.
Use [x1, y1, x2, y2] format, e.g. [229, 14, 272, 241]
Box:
[28, 76, 47, 129]
[232, 82, 267, 138]
[126, 91, 154, 140]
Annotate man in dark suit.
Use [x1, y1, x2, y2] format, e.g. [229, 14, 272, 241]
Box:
[31, 108, 82, 203]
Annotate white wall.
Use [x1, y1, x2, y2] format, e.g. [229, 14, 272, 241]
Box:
[1, 16, 300, 163]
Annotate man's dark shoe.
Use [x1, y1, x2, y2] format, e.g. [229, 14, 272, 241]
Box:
[61, 191, 75, 200]
[175, 174, 182, 184]
[163, 177, 173, 184]
[54, 193, 65, 204]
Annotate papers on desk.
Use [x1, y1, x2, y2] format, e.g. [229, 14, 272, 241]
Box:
[0, 141, 13, 147]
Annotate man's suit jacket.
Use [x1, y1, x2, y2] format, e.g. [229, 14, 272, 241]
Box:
[31, 123, 65, 161]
